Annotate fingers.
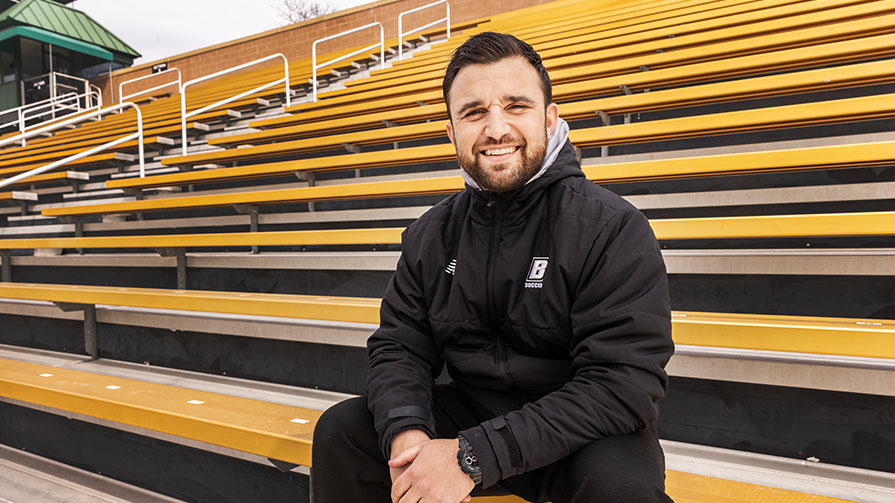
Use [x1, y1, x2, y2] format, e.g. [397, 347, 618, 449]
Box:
[461, 496, 472, 502]
[391, 469, 412, 503]
[388, 443, 423, 467]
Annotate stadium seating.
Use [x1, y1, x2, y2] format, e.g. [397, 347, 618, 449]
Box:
[1, 0, 893, 501]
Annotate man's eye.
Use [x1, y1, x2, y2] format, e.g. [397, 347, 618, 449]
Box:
[465, 109, 484, 118]
[509, 104, 528, 110]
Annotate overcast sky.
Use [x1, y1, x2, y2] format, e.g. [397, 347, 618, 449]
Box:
[70, 0, 372, 64]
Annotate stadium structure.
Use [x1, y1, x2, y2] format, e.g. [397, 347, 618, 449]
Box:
[0, 0, 892, 501]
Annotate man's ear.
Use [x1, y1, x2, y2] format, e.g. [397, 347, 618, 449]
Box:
[445, 119, 456, 146]
[545, 102, 559, 137]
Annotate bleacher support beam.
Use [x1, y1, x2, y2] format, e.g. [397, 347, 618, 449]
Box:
[52, 302, 98, 359]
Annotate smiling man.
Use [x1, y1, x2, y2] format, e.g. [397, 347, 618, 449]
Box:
[312, 33, 674, 503]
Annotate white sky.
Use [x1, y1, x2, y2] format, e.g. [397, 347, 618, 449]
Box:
[69, 0, 373, 64]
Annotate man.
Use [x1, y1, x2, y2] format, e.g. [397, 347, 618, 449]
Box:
[312, 32, 674, 503]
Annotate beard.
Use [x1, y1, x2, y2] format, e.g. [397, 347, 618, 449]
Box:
[457, 130, 548, 193]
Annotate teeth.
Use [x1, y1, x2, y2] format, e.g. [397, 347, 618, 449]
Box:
[484, 147, 515, 156]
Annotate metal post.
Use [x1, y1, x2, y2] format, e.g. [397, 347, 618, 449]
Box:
[52, 302, 98, 358]
[249, 207, 259, 255]
[398, 1, 450, 60]
[49, 71, 57, 120]
[306, 173, 316, 213]
[0, 102, 146, 189]
[312, 23, 384, 102]
[84, 305, 97, 359]
[17, 108, 24, 147]
[1, 251, 11, 282]
[176, 254, 187, 290]
[180, 54, 289, 155]
[155, 248, 187, 289]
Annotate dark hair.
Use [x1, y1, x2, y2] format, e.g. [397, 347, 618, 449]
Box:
[442, 32, 552, 119]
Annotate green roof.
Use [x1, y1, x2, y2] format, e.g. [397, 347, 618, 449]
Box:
[0, 25, 113, 60]
[0, 0, 140, 59]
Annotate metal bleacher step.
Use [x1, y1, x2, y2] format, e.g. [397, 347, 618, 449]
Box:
[0, 443, 186, 503]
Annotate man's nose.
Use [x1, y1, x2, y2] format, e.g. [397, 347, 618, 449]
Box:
[484, 107, 512, 140]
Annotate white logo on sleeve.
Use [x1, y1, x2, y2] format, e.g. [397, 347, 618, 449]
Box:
[445, 258, 457, 275]
[525, 257, 549, 288]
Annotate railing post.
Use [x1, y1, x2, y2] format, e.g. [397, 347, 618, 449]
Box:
[119, 68, 181, 104]
[312, 23, 385, 102]
[312, 44, 318, 104]
[398, 1, 450, 61]
[50, 72, 57, 119]
[180, 55, 288, 155]
[181, 90, 188, 156]
[17, 108, 25, 147]
[0, 102, 146, 189]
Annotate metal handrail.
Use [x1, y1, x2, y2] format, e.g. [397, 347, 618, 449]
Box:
[119, 67, 182, 104]
[89, 84, 104, 109]
[0, 102, 145, 189]
[180, 54, 290, 155]
[398, 0, 450, 61]
[0, 91, 101, 147]
[312, 22, 384, 102]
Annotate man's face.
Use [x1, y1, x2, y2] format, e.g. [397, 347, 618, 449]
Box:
[445, 56, 559, 193]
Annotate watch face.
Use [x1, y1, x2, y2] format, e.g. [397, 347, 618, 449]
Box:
[462, 448, 481, 474]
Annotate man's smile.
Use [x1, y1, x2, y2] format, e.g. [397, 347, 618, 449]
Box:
[478, 145, 521, 164]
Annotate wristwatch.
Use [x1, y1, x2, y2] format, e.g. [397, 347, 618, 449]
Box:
[457, 433, 483, 485]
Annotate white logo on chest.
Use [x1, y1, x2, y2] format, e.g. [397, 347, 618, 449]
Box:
[525, 257, 549, 288]
[445, 258, 457, 275]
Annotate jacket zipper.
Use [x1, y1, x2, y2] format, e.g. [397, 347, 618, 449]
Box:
[486, 195, 513, 387]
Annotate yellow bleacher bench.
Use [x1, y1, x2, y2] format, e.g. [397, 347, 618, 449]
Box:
[0, 191, 36, 203]
[162, 93, 893, 169]
[0, 280, 892, 360]
[0, 171, 88, 191]
[355, 0, 892, 95]
[0, 153, 134, 179]
[237, 59, 893, 143]
[84, 138, 895, 211]
[287, 34, 893, 121]
[0, 356, 872, 503]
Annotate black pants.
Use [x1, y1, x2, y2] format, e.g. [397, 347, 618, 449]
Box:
[311, 385, 672, 503]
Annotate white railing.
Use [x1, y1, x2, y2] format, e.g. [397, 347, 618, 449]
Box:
[312, 22, 384, 102]
[398, 0, 450, 61]
[0, 90, 102, 147]
[89, 83, 104, 108]
[0, 102, 145, 189]
[180, 54, 290, 155]
[119, 67, 182, 104]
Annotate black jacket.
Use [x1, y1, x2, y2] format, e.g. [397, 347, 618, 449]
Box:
[366, 140, 673, 488]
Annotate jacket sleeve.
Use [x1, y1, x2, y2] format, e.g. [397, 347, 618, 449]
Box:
[366, 228, 444, 460]
[459, 208, 674, 488]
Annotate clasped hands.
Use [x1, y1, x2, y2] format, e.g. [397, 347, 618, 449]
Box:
[388, 429, 476, 503]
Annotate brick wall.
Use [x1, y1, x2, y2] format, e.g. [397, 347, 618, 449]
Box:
[94, 0, 554, 104]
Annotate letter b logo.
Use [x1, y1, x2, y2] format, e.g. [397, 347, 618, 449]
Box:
[527, 257, 549, 282]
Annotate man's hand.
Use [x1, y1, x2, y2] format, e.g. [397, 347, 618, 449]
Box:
[389, 438, 475, 503]
[389, 429, 431, 486]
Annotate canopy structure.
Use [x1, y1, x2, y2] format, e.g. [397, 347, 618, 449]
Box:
[0, 24, 113, 61]
[0, 0, 140, 65]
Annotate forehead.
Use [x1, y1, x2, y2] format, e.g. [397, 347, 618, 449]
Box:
[448, 56, 544, 109]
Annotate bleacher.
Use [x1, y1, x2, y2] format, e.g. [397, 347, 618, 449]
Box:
[0, 0, 893, 501]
